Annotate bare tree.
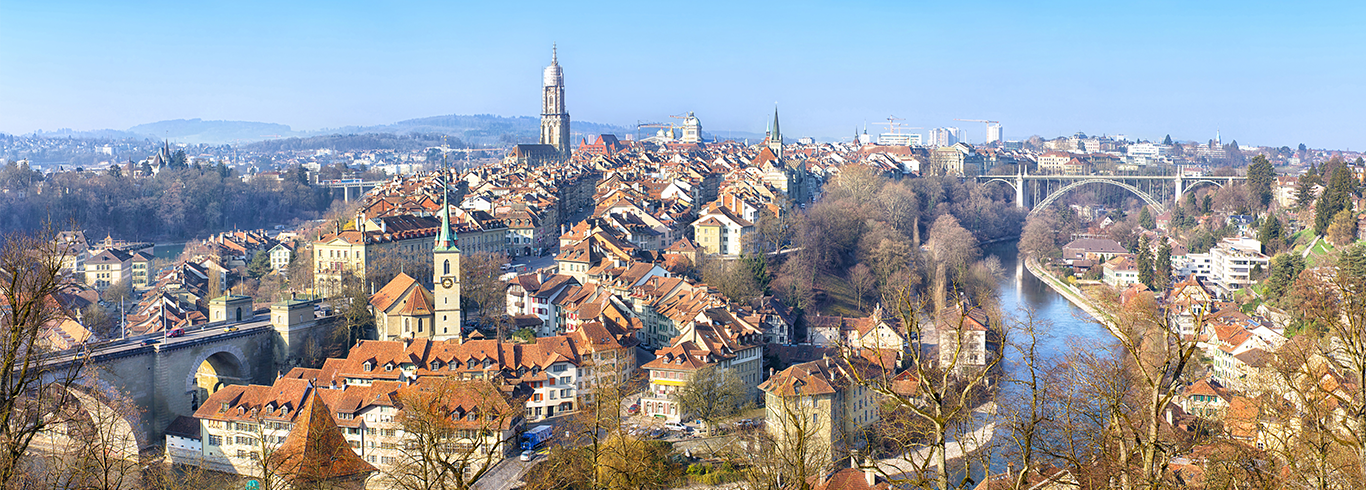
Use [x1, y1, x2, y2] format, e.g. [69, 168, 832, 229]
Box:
[383, 377, 522, 490]
[39, 387, 144, 490]
[841, 283, 1000, 490]
[460, 252, 507, 324]
[1087, 290, 1204, 490]
[0, 226, 87, 484]
[675, 365, 748, 435]
[849, 263, 875, 312]
[524, 373, 681, 490]
[735, 393, 833, 490]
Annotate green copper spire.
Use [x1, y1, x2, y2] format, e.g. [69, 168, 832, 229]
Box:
[434, 161, 458, 251]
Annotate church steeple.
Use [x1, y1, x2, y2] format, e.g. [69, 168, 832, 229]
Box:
[767, 105, 783, 159]
[433, 164, 462, 342]
[434, 174, 457, 251]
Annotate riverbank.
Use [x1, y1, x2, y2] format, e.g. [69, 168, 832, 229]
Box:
[1021, 255, 1124, 339]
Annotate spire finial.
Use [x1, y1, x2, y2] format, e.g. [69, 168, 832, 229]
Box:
[552, 43, 558, 64]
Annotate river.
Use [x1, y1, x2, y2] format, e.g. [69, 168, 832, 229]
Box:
[984, 240, 1113, 360]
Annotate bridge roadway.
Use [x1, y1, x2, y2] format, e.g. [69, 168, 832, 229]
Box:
[45, 315, 273, 367]
[38, 310, 322, 448]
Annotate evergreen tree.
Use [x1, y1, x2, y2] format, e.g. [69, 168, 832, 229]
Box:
[1155, 241, 1172, 290]
[1137, 238, 1154, 289]
[1247, 154, 1276, 207]
[1163, 134, 1173, 145]
[1258, 214, 1284, 254]
[1296, 172, 1320, 209]
[1263, 253, 1305, 302]
[1317, 188, 1337, 234]
[1138, 206, 1155, 229]
[1317, 165, 1357, 235]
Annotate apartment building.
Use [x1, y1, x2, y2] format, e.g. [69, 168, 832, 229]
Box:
[692, 201, 754, 256]
[313, 214, 439, 298]
[640, 318, 764, 423]
[85, 248, 132, 290]
[758, 357, 883, 464]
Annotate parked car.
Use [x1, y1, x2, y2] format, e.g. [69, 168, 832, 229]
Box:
[627, 403, 640, 414]
[664, 422, 687, 432]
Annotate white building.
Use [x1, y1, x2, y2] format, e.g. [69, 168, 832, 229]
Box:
[1177, 237, 1269, 293]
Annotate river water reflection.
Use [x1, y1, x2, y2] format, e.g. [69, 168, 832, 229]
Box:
[985, 240, 1113, 360]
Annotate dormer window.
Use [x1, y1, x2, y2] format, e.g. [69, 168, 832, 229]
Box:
[385, 363, 394, 371]
[364, 361, 373, 372]
[432, 360, 443, 370]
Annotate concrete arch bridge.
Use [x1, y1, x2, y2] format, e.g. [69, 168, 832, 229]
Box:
[975, 171, 1243, 217]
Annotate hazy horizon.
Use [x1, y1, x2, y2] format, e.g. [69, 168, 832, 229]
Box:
[4, 0, 1364, 149]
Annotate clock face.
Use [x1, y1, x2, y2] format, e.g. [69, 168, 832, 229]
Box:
[441, 277, 454, 289]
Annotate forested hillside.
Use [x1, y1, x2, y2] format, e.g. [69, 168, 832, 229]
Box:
[0, 160, 335, 240]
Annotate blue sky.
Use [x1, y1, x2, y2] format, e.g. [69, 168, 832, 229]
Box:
[2, 0, 1364, 149]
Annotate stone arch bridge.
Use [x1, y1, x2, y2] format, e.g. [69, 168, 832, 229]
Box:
[42, 299, 332, 447]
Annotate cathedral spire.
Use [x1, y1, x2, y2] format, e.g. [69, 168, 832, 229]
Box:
[552, 43, 557, 65]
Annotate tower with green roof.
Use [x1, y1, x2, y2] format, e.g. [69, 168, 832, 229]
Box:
[433, 171, 463, 342]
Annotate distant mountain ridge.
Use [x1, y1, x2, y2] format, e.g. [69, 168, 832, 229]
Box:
[25, 114, 768, 146]
[128, 119, 303, 145]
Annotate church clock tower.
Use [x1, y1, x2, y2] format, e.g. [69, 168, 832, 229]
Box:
[540, 44, 571, 159]
[433, 177, 463, 342]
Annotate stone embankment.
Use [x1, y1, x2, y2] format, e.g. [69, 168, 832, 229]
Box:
[1022, 255, 1124, 339]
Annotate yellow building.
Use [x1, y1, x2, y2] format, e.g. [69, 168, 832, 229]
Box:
[758, 358, 883, 464]
[312, 214, 438, 298]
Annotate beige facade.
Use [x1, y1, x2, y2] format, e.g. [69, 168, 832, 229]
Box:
[759, 358, 883, 464]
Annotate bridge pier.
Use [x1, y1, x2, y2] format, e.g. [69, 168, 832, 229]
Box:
[1174, 174, 1184, 204]
[1015, 174, 1026, 208]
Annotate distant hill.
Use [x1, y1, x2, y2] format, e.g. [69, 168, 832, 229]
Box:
[128, 119, 303, 145]
[122, 115, 636, 146]
[323, 114, 634, 147]
[40, 114, 762, 147]
[31, 128, 144, 140]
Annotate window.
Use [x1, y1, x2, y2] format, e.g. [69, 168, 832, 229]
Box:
[444, 259, 450, 275]
[235, 436, 256, 446]
[208, 435, 223, 446]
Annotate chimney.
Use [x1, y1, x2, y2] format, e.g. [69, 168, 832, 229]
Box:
[357, 212, 367, 233]
[862, 453, 875, 486]
[381, 219, 387, 234]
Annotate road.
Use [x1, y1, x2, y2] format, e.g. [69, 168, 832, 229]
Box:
[472, 456, 534, 490]
[45, 314, 280, 366]
[471, 413, 579, 490]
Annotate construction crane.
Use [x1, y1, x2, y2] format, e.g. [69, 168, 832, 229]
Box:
[440, 144, 506, 170]
[875, 115, 922, 135]
[954, 119, 1003, 144]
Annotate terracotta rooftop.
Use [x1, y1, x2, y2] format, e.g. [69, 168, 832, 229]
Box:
[269, 390, 376, 484]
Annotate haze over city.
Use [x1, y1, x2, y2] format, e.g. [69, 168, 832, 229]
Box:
[4, 0, 1365, 148]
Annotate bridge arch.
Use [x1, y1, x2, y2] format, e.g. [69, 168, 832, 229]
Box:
[45, 385, 149, 461]
[186, 346, 249, 410]
[1182, 179, 1225, 198]
[1031, 178, 1166, 217]
[980, 178, 1018, 193]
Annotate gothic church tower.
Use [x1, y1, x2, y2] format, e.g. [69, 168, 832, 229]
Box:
[540, 45, 572, 159]
[433, 177, 463, 342]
